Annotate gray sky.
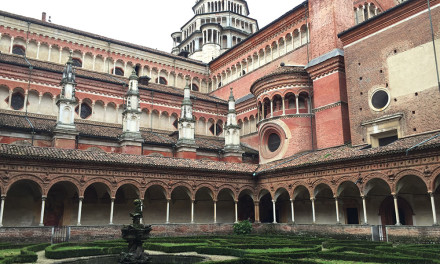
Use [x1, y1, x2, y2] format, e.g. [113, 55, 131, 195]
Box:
[1, 0, 303, 53]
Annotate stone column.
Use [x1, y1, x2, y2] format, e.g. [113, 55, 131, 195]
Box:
[36, 42, 41, 59]
[234, 200, 238, 223]
[393, 194, 401, 225]
[290, 199, 295, 223]
[48, 45, 52, 62]
[113, 61, 116, 75]
[7, 90, 12, 109]
[272, 200, 277, 224]
[213, 200, 217, 224]
[311, 198, 316, 224]
[254, 201, 260, 223]
[23, 91, 28, 112]
[82, 53, 86, 68]
[39, 196, 46, 226]
[0, 196, 5, 227]
[270, 100, 273, 117]
[191, 199, 195, 224]
[92, 55, 96, 71]
[77, 197, 83, 226]
[335, 197, 340, 224]
[282, 97, 286, 115]
[9, 37, 14, 54]
[296, 95, 299, 114]
[59, 47, 63, 64]
[109, 198, 115, 225]
[166, 199, 170, 224]
[362, 195, 368, 224]
[430, 192, 438, 225]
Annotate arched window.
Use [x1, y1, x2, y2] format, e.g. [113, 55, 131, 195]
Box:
[113, 67, 124, 76]
[156, 77, 168, 85]
[209, 123, 223, 136]
[191, 84, 199, 92]
[72, 58, 82, 67]
[75, 103, 92, 119]
[12, 45, 25, 56]
[10, 92, 25, 110]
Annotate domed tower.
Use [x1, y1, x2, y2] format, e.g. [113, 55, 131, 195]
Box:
[171, 0, 258, 63]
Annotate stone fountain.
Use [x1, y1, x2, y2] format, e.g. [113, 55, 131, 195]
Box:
[118, 199, 152, 264]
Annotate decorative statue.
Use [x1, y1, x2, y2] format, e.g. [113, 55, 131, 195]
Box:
[118, 199, 152, 264]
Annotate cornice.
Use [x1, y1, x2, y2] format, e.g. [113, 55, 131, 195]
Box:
[306, 56, 345, 80]
[338, 0, 439, 46]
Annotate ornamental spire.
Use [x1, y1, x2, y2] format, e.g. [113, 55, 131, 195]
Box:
[224, 88, 243, 162]
[61, 51, 76, 86]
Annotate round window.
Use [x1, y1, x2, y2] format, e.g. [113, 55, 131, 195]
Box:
[267, 133, 281, 152]
[371, 89, 389, 110]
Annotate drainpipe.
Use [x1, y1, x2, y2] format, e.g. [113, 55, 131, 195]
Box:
[24, 22, 35, 145]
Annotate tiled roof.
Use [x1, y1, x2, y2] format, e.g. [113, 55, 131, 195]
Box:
[236, 93, 255, 104]
[256, 131, 440, 174]
[0, 10, 206, 66]
[0, 53, 227, 104]
[0, 110, 257, 152]
[0, 143, 258, 173]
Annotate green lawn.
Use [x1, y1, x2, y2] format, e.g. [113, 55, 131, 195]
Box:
[2, 235, 440, 263]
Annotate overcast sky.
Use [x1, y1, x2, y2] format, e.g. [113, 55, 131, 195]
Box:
[1, 0, 304, 53]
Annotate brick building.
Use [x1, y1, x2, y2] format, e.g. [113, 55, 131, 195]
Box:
[0, 0, 439, 242]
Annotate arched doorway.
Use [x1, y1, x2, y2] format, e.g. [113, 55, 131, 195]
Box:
[144, 185, 167, 224]
[379, 196, 413, 225]
[292, 185, 312, 224]
[237, 189, 254, 222]
[259, 190, 273, 223]
[217, 188, 235, 223]
[337, 181, 362, 224]
[170, 186, 191, 223]
[82, 183, 111, 225]
[194, 187, 214, 223]
[4, 180, 42, 226]
[113, 184, 139, 225]
[45, 181, 79, 226]
[275, 188, 291, 223]
[314, 183, 335, 224]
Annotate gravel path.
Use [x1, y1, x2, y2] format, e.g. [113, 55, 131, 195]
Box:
[27, 249, 238, 263]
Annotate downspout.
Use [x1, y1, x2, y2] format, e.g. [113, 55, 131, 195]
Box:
[24, 22, 35, 145]
[427, 0, 440, 92]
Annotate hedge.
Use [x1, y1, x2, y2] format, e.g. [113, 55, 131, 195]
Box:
[143, 243, 207, 253]
[45, 243, 125, 259]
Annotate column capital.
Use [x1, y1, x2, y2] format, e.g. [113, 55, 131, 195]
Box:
[310, 197, 315, 201]
[79, 196, 84, 201]
[290, 199, 294, 202]
[42, 196, 47, 200]
[392, 193, 398, 198]
[111, 197, 115, 201]
[1, 195, 6, 200]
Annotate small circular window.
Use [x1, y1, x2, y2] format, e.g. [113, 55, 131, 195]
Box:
[371, 89, 390, 110]
[268, 133, 281, 152]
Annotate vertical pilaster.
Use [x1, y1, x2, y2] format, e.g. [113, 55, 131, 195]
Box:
[213, 200, 217, 224]
[311, 198, 316, 224]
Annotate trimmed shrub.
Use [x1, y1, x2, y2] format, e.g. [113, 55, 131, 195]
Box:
[233, 220, 252, 235]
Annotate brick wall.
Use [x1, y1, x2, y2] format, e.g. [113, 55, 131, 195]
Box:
[343, 3, 440, 146]
[387, 225, 440, 243]
[3, 224, 440, 244]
